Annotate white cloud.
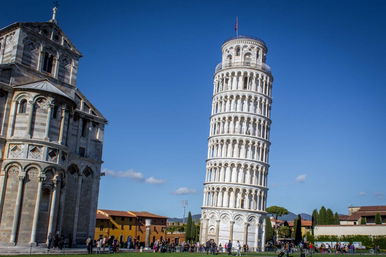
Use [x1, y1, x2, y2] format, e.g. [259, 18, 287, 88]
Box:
[103, 169, 165, 184]
[145, 176, 165, 184]
[358, 192, 367, 196]
[375, 192, 385, 199]
[173, 187, 197, 195]
[103, 169, 143, 180]
[295, 174, 307, 183]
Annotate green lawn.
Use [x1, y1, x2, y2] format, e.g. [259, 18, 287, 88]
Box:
[3, 253, 386, 257]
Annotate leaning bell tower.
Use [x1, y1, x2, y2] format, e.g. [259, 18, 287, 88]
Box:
[200, 36, 273, 251]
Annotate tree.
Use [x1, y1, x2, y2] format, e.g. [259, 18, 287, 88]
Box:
[312, 209, 319, 226]
[375, 213, 382, 224]
[266, 206, 289, 242]
[265, 217, 274, 242]
[185, 212, 193, 241]
[191, 222, 197, 241]
[278, 225, 291, 238]
[334, 212, 340, 225]
[361, 217, 366, 225]
[319, 206, 327, 225]
[294, 214, 302, 245]
[266, 206, 289, 220]
[326, 208, 334, 225]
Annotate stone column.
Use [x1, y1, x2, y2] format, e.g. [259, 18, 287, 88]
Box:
[201, 218, 208, 243]
[9, 101, 18, 136]
[10, 173, 25, 244]
[204, 218, 209, 241]
[0, 171, 8, 219]
[58, 106, 67, 144]
[57, 182, 67, 234]
[261, 218, 266, 252]
[75, 118, 83, 153]
[215, 219, 220, 244]
[47, 178, 61, 242]
[217, 190, 223, 207]
[229, 221, 235, 242]
[144, 219, 151, 248]
[30, 175, 45, 245]
[223, 188, 229, 208]
[88, 175, 101, 238]
[229, 190, 235, 208]
[26, 101, 34, 138]
[244, 223, 249, 246]
[72, 175, 83, 245]
[44, 104, 53, 140]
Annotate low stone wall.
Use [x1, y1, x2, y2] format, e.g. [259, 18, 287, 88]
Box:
[314, 225, 386, 236]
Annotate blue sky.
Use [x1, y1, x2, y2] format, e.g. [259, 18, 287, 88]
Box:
[2, 0, 386, 218]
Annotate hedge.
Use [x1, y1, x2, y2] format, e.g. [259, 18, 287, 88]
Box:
[311, 235, 386, 249]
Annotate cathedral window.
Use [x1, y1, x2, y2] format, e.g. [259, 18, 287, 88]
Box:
[79, 147, 86, 157]
[52, 105, 59, 119]
[18, 99, 27, 113]
[81, 118, 88, 137]
[42, 52, 54, 73]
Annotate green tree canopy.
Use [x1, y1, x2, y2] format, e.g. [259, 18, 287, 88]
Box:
[266, 206, 289, 220]
[312, 209, 319, 226]
[375, 213, 382, 224]
[294, 214, 302, 245]
[278, 225, 291, 238]
[185, 212, 193, 241]
[326, 208, 334, 225]
[319, 206, 327, 225]
[265, 217, 274, 242]
[334, 212, 340, 225]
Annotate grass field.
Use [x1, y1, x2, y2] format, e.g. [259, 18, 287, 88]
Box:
[3, 253, 386, 257]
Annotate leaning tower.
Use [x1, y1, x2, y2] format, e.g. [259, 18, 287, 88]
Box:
[200, 36, 273, 251]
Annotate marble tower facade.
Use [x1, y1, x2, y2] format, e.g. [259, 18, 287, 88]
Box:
[200, 36, 273, 251]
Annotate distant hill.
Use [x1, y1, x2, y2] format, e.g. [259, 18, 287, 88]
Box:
[168, 212, 311, 223]
[268, 212, 312, 221]
[168, 214, 201, 223]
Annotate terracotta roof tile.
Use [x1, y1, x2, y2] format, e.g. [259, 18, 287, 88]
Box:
[129, 211, 168, 219]
[96, 212, 109, 220]
[288, 220, 312, 227]
[358, 206, 386, 212]
[98, 209, 136, 218]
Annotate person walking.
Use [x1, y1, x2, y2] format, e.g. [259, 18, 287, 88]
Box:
[86, 236, 93, 254]
[96, 237, 102, 254]
[227, 240, 233, 255]
[47, 233, 53, 250]
[236, 240, 241, 256]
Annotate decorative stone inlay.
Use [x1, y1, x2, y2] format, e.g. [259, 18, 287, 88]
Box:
[28, 145, 43, 160]
[9, 144, 24, 159]
[47, 148, 58, 162]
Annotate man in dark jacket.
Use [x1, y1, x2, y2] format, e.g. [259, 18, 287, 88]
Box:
[227, 240, 233, 255]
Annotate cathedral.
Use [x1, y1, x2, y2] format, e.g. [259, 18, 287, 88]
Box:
[0, 11, 106, 246]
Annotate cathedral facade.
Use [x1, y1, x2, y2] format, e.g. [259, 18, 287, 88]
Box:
[200, 36, 273, 251]
[0, 18, 106, 246]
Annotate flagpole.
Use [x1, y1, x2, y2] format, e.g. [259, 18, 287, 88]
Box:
[235, 16, 239, 38]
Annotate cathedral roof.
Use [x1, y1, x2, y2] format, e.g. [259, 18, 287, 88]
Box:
[14, 80, 72, 100]
[0, 22, 81, 56]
